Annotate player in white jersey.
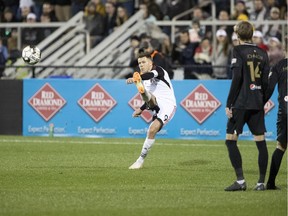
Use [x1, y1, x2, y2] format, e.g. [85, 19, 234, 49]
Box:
[126, 52, 177, 169]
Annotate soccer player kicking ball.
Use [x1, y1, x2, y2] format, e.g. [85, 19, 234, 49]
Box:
[126, 52, 177, 169]
[224, 21, 270, 191]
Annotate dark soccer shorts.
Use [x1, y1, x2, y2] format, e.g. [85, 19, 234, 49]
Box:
[226, 109, 266, 136]
[276, 111, 287, 146]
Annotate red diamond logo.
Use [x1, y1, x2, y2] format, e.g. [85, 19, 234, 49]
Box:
[180, 84, 221, 124]
[128, 93, 152, 123]
[264, 99, 275, 114]
[78, 83, 117, 122]
[28, 83, 66, 121]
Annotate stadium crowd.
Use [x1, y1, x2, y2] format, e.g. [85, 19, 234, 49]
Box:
[0, 0, 287, 79]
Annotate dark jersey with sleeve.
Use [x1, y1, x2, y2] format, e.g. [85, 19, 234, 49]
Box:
[226, 43, 269, 110]
[265, 58, 288, 115]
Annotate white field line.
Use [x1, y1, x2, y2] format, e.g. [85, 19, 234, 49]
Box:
[0, 138, 259, 147]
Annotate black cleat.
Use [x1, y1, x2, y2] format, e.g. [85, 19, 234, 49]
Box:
[254, 183, 265, 191]
[266, 183, 281, 190]
[225, 181, 247, 191]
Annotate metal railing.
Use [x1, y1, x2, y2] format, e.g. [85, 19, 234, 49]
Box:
[0, 7, 287, 79]
[69, 9, 145, 79]
[1, 12, 89, 78]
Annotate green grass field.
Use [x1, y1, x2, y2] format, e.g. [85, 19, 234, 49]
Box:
[0, 136, 286, 216]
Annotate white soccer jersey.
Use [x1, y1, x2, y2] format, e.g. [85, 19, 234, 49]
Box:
[143, 66, 176, 107]
[142, 66, 177, 125]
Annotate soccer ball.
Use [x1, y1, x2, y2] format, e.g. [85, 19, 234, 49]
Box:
[22, 45, 41, 65]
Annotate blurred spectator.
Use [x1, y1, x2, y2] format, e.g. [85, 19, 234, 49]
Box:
[21, 13, 42, 48]
[139, 2, 157, 23]
[265, 0, 280, 17]
[91, 0, 106, 17]
[249, 0, 268, 31]
[191, 6, 203, 20]
[262, 6, 282, 41]
[0, 7, 17, 46]
[18, 6, 33, 22]
[191, 5, 211, 20]
[227, 32, 239, 79]
[193, 37, 213, 79]
[51, 0, 72, 21]
[252, 30, 269, 51]
[212, 29, 231, 79]
[7, 29, 18, 53]
[139, 40, 174, 79]
[2, 7, 17, 22]
[33, 0, 46, 20]
[171, 30, 188, 64]
[19, 0, 35, 10]
[188, 24, 202, 43]
[191, 6, 212, 39]
[118, 0, 134, 16]
[115, 5, 129, 29]
[284, 11, 288, 36]
[2, 0, 19, 17]
[141, 0, 163, 20]
[138, 33, 162, 53]
[190, 19, 205, 39]
[137, 7, 171, 58]
[17, 0, 35, 21]
[218, 9, 230, 21]
[128, 35, 141, 73]
[162, 0, 189, 20]
[104, 2, 117, 36]
[161, 36, 172, 56]
[267, 36, 285, 66]
[42, 2, 58, 21]
[231, 0, 249, 20]
[0, 38, 9, 78]
[83, 1, 105, 47]
[139, 32, 151, 43]
[278, 0, 287, 19]
[171, 29, 199, 79]
[217, 9, 233, 41]
[7, 29, 21, 63]
[25, 12, 37, 22]
[214, 0, 231, 16]
[71, 0, 90, 17]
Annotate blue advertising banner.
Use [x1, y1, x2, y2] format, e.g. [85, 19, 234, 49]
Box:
[23, 79, 278, 140]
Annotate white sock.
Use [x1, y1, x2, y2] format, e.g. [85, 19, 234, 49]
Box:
[139, 138, 155, 160]
[257, 182, 264, 186]
[237, 180, 245, 184]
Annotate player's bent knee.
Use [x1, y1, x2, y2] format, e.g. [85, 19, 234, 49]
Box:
[226, 134, 238, 141]
[277, 142, 287, 151]
[253, 134, 265, 141]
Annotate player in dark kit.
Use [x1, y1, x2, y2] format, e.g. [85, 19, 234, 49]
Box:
[224, 21, 270, 191]
[265, 41, 287, 190]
